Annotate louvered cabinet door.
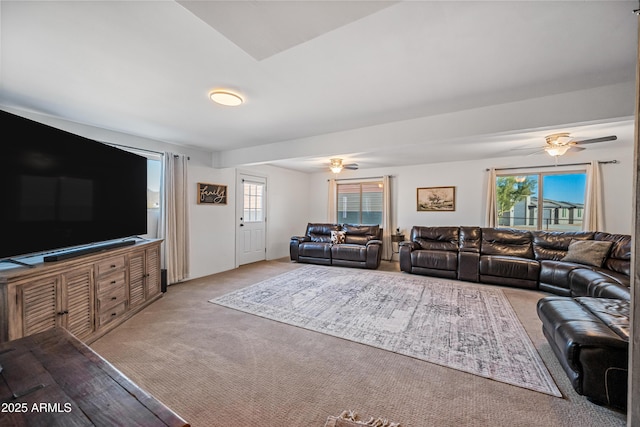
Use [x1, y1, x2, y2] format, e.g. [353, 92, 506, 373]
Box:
[62, 267, 95, 341]
[19, 276, 60, 339]
[144, 245, 161, 299]
[128, 251, 146, 309]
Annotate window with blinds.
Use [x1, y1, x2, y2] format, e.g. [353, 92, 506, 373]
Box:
[337, 182, 383, 225]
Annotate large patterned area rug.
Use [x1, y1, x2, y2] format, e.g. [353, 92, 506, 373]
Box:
[210, 265, 561, 397]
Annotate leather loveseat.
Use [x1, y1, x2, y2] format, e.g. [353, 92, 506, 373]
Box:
[399, 225, 631, 410]
[290, 223, 383, 269]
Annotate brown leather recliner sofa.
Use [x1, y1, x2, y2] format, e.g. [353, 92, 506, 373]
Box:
[399, 226, 631, 298]
[290, 223, 383, 269]
[400, 225, 631, 410]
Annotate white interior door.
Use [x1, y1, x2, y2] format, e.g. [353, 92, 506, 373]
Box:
[236, 173, 267, 266]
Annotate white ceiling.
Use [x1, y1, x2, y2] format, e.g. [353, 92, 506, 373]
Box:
[0, 1, 637, 173]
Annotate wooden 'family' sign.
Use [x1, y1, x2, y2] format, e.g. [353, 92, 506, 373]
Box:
[198, 182, 227, 205]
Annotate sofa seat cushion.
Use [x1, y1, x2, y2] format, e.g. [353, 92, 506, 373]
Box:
[479, 255, 539, 280]
[299, 242, 332, 259]
[331, 243, 367, 262]
[331, 244, 368, 262]
[569, 268, 631, 300]
[411, 249, 457, 271]
[539, 260, 587, 290]
[575, 297, 629, 341]
[591, 268, 630, 288]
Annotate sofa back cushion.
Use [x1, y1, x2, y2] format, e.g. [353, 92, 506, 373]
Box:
[306, 223, 340, 243]
[411, 226, 459, 251]
[481, 228, 533, 258]
[532, 230, 595, 260]
[342, 224, 381, 245]
[459, 226, 481, 252]
[595, 232, 632, 276]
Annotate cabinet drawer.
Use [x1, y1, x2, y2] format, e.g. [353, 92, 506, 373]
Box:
[97, 286, 127, 313]
[98, 302, 127, 327]
[96, 271, 126, 295]
[95, 256, 126, 278]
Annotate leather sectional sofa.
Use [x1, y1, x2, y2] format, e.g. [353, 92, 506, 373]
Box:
[399, 226, 630, 297]
[290, 223, 383, 269]
[399, 225, 631, 410]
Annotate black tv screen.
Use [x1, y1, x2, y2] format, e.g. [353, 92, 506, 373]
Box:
[0, 110, 147, 260]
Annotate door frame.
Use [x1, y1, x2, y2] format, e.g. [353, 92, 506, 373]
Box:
[235, 170, 268, 268]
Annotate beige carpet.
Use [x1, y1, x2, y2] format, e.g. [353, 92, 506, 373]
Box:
[90, 259, 627, 427]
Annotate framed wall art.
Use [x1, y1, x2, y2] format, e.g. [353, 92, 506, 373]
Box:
[197, 182, 227, 205]
[417, 186, 455, 212]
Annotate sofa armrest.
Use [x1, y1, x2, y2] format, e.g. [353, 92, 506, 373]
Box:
[399, 241, 419, 250]
[365, 241, 382, 269]
[290, 236, 309, 261]
[399, 243, 415, 273]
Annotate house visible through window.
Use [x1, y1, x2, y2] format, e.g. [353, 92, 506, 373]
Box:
[337, 181, 383, 225]
[496, 171, 586, 231]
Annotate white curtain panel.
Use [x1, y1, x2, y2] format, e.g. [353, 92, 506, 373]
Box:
[485, 168, 497, 227]
[382, 175, 393, 261]
[583, 160, 604, 231]
[160, 153, 190, 285]
[327, 178, 337, 223]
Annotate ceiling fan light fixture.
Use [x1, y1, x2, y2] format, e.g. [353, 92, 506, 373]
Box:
[209, 90, 244, 106]
[544, 145, 571, 157]
[330, 158, 343, 174]
[545, 132, 572, 146]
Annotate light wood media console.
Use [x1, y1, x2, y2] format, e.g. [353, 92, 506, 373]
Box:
[0, 239, 163, 344]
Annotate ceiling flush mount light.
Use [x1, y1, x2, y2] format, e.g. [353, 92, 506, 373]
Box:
[330, 158, 344, 174]
[209, 90, 244, 107]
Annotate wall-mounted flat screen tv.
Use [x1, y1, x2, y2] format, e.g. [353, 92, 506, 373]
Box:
[0, 109, 147, 260]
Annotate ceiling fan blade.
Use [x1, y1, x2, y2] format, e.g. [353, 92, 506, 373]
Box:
[574, 135, 617, 145]
[510, 146, 541, 152]
[568, 146, 585, 152]
[525, 148, 546, 156]
[344, 163, 358, 170]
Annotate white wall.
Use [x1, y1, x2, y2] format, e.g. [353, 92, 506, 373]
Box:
[237, 165, 311, 260]
[308, 143, 634, 236]
[187, 165, 237, 279]
[186, 164, 310, 279]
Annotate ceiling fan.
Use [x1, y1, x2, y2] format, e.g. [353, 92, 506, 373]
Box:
[517, 133, 618, 157]
[329, 158, 358, 173]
